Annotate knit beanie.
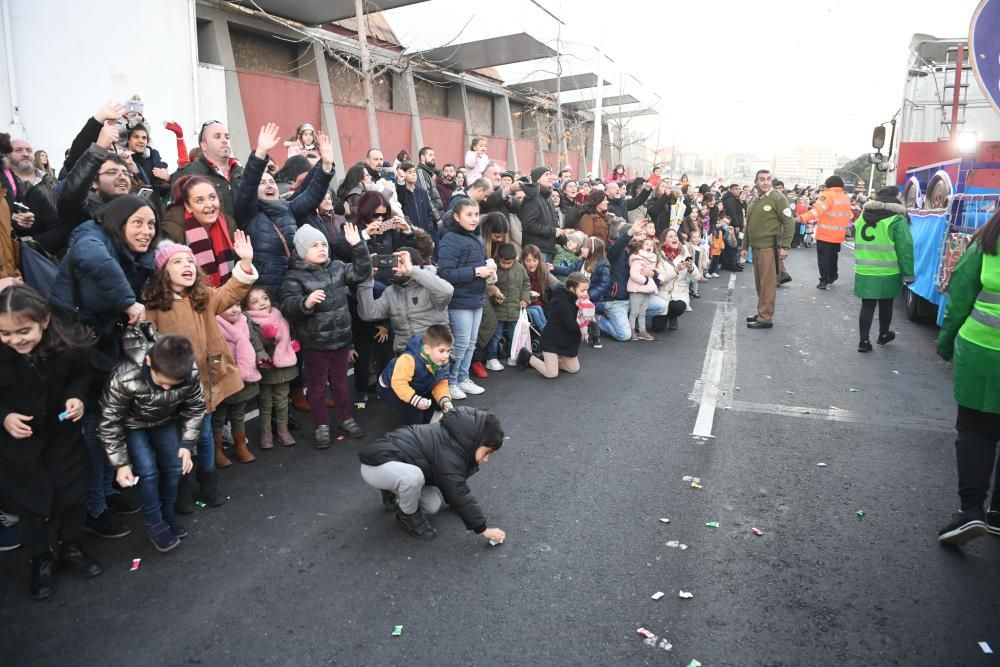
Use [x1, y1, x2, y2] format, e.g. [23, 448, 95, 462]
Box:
[154, 242, 195, 271]
[587, 189, 607, 206]
[530, 166, 551, 183]
[294, 224, 327, 258]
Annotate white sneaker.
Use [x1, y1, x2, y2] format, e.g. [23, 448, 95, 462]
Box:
[485, 359, 505, 372]
[449, 384, 467, 400]
[686, 304, 693, 312]
[458, 379, 486, 395]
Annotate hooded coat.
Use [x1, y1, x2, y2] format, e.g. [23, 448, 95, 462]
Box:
[280, 240, 372, 351]
[437, 218, 487, 310]
[358, 406, 494, 533]
[356, 268, 454, 353]
[99, 323, 207, 468]
[236, 153, 333, 291]
[0, 341, 90, 517]
[852, 200, 915, 300]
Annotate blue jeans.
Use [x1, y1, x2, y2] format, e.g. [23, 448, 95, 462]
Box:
[487, 320, 518, 362]
[125, 423, 184, 527]
[83, 411, 114, 518]
[526, 305, 547, 330]
[448, 307, 483, 384]
[599, 297, 666, 341]
[195, 414, 215, 472]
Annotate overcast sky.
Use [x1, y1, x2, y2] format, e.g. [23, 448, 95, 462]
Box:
[383, 0, 983, 157]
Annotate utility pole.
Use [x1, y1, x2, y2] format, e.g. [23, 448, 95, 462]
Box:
[590, 46, 604, 179]
[354, 0, 380, 149]
[554, 18, 567, 170]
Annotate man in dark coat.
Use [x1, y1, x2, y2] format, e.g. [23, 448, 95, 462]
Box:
[358, 406, 507, 542]
[170, 122, 244, 221]
[605, 180, 650, 221]
[722, 183, 745, 233]
[519, 166, 566, 261]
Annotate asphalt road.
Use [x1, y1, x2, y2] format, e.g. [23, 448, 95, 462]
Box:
[2, 245, 998, 666]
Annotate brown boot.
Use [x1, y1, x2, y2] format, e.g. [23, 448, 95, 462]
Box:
[214, 434, 232, 468]
[275, 422, 296, 447]
[258, 426, 274, 450]
[232, 431, 256, 463]
[291, 387, 310, 412]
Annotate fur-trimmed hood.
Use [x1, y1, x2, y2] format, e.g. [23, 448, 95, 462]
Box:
[862, 199, 906, 216]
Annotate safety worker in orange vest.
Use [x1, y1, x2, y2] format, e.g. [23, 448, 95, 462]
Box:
[799, 175, 854, 290]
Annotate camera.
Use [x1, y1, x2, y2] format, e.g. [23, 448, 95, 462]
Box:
[374, 254, 399, 269]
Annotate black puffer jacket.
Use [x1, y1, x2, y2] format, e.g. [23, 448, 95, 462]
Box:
[358, 407, 492, 533]
[279, 240, 372, 350]
[520, 183, 560, 253]
[55, 143, 117, 240]
[99, 323, 206, 468]
[540, 284, 582, 357]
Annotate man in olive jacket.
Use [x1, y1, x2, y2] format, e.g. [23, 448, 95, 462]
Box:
[741, 169, 795, 328]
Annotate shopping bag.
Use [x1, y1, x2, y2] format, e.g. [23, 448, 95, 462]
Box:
[18, 238, 59, 299]
[507, 307, 532, 366]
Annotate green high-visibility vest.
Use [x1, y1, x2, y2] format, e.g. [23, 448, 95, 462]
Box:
[958, 252, 1000, 351]
[854, 214, 900, 276]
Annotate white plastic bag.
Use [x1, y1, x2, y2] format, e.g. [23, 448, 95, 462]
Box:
[508, 307, 532, 366]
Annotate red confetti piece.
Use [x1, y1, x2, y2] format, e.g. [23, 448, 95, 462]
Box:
[637, 628, 655, 638]
[130, 558, 141, 571]
[752, 528, 763, 536]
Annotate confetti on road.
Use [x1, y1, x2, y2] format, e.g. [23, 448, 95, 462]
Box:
[678, 591, 694, 599]
[488, 539, 503, 546]
[687, 660, 702, 667]
[195, 501, 206, 508]
[651, 591, 665, 600]
[891, 370, 899, 374]
[391, 625, 403, 637]
[691, 482, 702, 489]
[682, 475, 693, 482]
[130, 558, 141, 572]
[856, 510, 865, 518]
[658, 639, 673, 651]
[752, 527, 763, 536]
[705, 521, 720, 528]
[849, 388, 859, 392]
[637, 628, 655, 639]
[658, 518, 670, 524]
[980, 642, 993, 654]
[817, 462, 827, 467]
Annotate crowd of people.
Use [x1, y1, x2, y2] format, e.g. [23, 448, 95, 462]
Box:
[3, 97, 997, 601]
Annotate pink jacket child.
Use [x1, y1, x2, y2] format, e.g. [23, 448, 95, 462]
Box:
[464, 137, 490, 183]
[212, 304, 263, 463]
[244, 287, 300, 448]
[627, 248, 659, 294]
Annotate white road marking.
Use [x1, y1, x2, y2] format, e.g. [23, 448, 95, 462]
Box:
[723, 399, 952, 433]
[691, 280, 738, 438]
[728, 274, 736, 290]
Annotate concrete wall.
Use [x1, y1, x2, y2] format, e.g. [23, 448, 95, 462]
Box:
[2, 0, 198, 171]
[231, 28, 299, 78]
[466, 90, 493, 137]
[414, 77, 448, 119]
[327, 59, 392, 111]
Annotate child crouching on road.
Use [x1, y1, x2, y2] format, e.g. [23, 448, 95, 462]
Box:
[358, 406, 506, 542]
[377, 324, 455, 426]
[100, 331, 206, 554]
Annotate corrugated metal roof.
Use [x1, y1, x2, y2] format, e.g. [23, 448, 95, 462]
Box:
[332, 12, 400, 46]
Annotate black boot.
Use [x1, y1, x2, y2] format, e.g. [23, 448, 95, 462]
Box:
[395, 508, 437, 539]
[195, 469, 228, 507]
[877, 331, 896, 345]
[858, 339, 873, 353]
[381, 490, 398, 512]
[29, 551, 55, 600]
[174, 473, 195, 515]
[667, 316, 678, 331]
[57, 541, 103, 578]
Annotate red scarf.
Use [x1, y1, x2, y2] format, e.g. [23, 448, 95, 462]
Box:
[183, 211, 235, 287]
[662, 243, 680, 262]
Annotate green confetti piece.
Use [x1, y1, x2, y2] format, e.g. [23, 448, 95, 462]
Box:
[687, 661, 702, 667]
[391, 625, 403, 636]
[856, 510, 865, 518]
[705, 521, 720, 528]
[195, 501, 206, 508]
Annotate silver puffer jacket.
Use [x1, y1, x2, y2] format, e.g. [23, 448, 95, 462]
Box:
[99, 322, 206, 468]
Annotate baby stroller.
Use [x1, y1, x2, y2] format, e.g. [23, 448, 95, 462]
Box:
[802, 222, 816, 248]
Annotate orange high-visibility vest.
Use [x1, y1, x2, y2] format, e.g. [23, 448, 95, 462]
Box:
[800, 187, 853, 244]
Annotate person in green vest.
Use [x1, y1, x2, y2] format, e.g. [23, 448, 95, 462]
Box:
[852, 186, 915, 352]
[936, 206, 1000, 546]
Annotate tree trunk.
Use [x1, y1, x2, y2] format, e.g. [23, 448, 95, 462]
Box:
[355, 0, 380, 150]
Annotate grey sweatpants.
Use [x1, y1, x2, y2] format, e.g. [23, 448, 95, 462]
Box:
[360, 461, 444, 514]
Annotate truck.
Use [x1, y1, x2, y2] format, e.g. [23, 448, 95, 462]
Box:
[881, 26, 1000, 324]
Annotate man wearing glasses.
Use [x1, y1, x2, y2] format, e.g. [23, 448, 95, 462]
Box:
[171, 121, 244, 221]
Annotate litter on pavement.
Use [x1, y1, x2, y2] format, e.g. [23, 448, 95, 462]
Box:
[856, 510, 865, 518]
[659, 518, 670, 524]
[817, 463, 828, 467]
[691, 482, 702, 489]
[752, 527, 763, 536]
[130, 558, 141, 571]
[658, 639, 673, 651]
[678, 590, 694, 599]
[637, 628, 655, 639]
[687, 660, 702, 667]
[849, 388, 859, 392]
[980, 642, 992, 654]
[391, 625, 403, 636]
[488, 539, 502, 546]
[651, 591, 665, 600]
[705, 521, 720, 528]
[195, 501, 206, 508]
